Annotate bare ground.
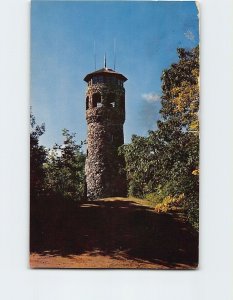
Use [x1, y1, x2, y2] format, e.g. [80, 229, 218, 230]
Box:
[30, 197, 198, 269]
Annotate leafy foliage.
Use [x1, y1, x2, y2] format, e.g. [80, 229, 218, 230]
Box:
[30, 112, 47, 198]
[119, 135, 152, 198]
[44, 129, 86, 201]
[120, 46, 199, 230]
[30, 119, 86, 250]
[30, 111, 86, 202]
[154, 194, 185, 213]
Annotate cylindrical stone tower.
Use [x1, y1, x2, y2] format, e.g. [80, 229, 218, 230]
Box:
[84, 65, 127, 200]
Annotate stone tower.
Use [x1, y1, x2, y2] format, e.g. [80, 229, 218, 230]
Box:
[84, 63, 127, 200]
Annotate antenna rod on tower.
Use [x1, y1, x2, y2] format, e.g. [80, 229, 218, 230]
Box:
[104, 53, 107, 68]
[114, 39, 116, 70]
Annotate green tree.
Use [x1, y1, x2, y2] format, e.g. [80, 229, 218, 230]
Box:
[30, 111, 47, 198]
[120, 46, 199, 229]
[119, 135, 151, 198]
[44, 129, 86, 201]
[158, 46, 199, 228]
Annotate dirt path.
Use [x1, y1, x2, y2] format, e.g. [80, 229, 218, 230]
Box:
[30, 197, 198, 269]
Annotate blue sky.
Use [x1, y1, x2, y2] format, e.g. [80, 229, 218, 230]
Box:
[31, 1, 199, 149]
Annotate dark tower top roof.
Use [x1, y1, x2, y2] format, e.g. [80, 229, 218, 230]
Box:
[84, 68, 127, 82]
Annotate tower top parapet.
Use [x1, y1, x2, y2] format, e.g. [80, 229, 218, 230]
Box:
[84, 68, 127, 83]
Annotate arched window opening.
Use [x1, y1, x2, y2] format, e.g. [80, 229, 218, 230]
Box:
[92, 93, 102, 108]
[86, 96, 89, 110]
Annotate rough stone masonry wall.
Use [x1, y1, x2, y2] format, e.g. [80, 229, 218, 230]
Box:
[85, 82, 127, 200]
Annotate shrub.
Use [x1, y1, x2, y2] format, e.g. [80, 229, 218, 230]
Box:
[154, 194, 185, 213]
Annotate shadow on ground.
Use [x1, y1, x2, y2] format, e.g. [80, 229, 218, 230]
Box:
[30, 196, 198, 268]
